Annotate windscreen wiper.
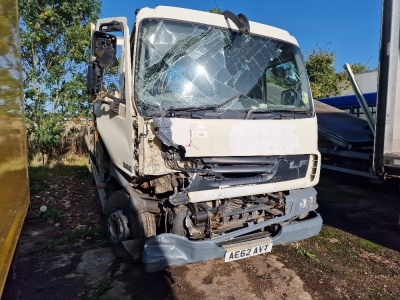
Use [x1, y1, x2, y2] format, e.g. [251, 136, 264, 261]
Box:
[245, 109, 310, 120]
[166, 94, 241, 114]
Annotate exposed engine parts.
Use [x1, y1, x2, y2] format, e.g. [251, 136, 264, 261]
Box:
[162, 193, 286, 240]
[131, 152, 311, 241]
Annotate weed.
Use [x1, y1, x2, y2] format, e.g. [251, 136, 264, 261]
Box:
[89, 277, 113, 300]
[56, 227, 107, 245]
[297, 248, 320, 263]
[30, 179, 49, 194]
[45, 207, 65, 222]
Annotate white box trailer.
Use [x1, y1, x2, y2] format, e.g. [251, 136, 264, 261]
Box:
[374, 0, 400, 179]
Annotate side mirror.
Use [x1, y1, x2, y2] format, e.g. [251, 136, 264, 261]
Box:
[87, 31, 118, 101]
[92, 31, 118, 69]
[87, 61, 103, 102]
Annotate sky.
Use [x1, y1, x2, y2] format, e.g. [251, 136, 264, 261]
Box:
[100, 0, 382, 70]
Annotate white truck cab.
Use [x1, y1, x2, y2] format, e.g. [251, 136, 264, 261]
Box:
[86, 6, 322, 272]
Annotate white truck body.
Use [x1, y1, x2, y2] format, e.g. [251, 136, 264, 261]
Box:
[86, 6, 322, 272]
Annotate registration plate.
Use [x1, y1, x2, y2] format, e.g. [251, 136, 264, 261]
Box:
[223, 238, 273, 262]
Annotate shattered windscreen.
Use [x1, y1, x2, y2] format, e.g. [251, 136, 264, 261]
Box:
[134, 19, 313, 116]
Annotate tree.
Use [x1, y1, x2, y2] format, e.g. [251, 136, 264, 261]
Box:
[19, 0, 101, 163]
[346, 62, 371, 74]
[304, 48, 340, 99]
[304, 47, 372, 99]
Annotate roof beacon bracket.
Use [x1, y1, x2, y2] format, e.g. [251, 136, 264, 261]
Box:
[222, 10, 250, 33]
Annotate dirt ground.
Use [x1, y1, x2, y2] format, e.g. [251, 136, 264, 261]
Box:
[2, 167, 400, 300]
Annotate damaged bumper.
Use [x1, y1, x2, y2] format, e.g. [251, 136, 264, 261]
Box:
[142, 187, 322, 272]
[142, 213, 322, 272]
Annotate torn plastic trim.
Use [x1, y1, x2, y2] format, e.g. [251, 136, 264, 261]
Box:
[153, 117, 179, 148]
[142, 211, 322, 272]
[99, 20, 125, 33]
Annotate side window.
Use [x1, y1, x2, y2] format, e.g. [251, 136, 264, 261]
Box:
[265, 61, 300, 104]
[103, 41, 124, 98]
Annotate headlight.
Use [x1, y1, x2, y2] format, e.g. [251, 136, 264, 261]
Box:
[299, 195, 317, 210]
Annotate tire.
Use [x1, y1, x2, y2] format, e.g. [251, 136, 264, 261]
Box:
[104, 190, 156, 261]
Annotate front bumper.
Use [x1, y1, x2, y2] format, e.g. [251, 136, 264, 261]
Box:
[142, 211, 322, 272]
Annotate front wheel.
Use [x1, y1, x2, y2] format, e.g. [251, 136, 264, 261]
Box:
[104, 190, 156, 260]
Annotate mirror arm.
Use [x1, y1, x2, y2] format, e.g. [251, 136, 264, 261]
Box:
[94, 94, 126, 115]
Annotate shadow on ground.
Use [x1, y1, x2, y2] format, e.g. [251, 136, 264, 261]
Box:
[2, 168, 176, 300]
[316, 170, 400, 252]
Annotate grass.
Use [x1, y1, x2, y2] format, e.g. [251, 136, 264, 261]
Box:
[55, 227, 107, 246]
[319, 226, 341, 239]
[89, 277, 114, 300]
[30, 153, 89, 167]
[29, 154, 90, 193]
[350, 236, 383, 254]
[31, 226, 107, 253]
[44, 207, 65, 223]
[318, 227, 382, 254]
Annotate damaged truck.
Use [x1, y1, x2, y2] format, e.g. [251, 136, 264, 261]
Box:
[86, 6, 322, 272]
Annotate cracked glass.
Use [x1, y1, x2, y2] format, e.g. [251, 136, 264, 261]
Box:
[134, 19, 312, 115]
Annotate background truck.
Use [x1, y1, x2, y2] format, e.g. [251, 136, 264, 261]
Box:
[315, 0, 400, 182]
[86, 6, 322, 272]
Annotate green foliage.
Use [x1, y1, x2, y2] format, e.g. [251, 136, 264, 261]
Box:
[89, 277, 113, 300]
[208, 7, 222, 14]
[30, 178, 49, 194]
[305, 48, 371, 99]
[26, 113, 64, 162]
[305, 47, 372, 99]
[45, 207, 65, 222]
[19, 0, 101, 162]
[348, 62, 371, 74]
[297, 248, 320, 263]
[305, 48, 340, 99]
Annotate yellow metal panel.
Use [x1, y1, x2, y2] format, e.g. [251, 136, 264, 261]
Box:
[0, 0, 30, 295]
